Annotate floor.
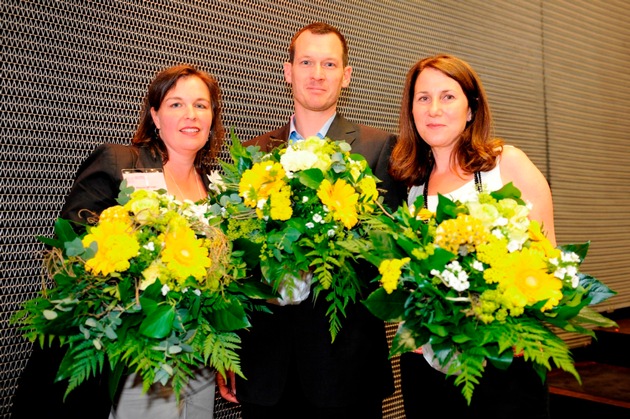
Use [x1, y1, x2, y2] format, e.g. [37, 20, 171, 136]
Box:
[547, 316, 630, 418]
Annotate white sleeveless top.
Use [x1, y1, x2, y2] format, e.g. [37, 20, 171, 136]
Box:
[407, 162, 504, 211]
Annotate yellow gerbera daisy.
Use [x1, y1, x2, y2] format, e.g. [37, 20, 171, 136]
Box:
[161, 223, 211, 283]
[317, 179, 359, 229]
[82, 219, 139, 276]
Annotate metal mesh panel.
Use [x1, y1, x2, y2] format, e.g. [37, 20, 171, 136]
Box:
[3, 1, 630, 418]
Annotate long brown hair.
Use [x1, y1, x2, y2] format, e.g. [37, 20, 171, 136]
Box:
[390, 54, 503, 186]
[132, 64, 225, 174]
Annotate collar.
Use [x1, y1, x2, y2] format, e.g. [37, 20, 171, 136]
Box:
[289, 113, 336, 143]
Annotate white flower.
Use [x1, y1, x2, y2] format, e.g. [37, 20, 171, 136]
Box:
[432, 261, 470, 292]
[302, 196, 309, 203]
[182, 287, 189, 293]
[312, 213, 323, 223]
[193, 289, 201, 296]
[161, 284, 170, 296]
[306, 222, 315, 229]
[143, 242, 155, 251]
[207, 171, 226, 193]
[327, 229, 335, 237]
[257, 199, 266, 209]
[471, 260, 485, 271]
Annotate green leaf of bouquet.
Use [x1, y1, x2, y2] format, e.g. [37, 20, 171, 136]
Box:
[435, 194, 461, 222]
[116, 179, 134, 205]
[580, 273, 617, 305]
[489, 182, 526, 205]
[390, 322, 421, 356]
[64, 237, 87, 258]
[365, 230, 404, 261]
[37, 234, 64, 249]
[558, 242, 590, 262]
[209, 301, 250, 332]
[572, 306, 619, 329]
[139, 305, 175, 339]
[233, 238, 262, 269]
[297, 168, 324, 189]
[362, 288, 408, 322]
[229, 278, 277, 300]
[53, 218, 80, 245]
[423, 247, 456, 271]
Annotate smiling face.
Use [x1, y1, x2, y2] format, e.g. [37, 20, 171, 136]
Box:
[150, 75, 213, 158]
[283, 31, 352, 117]
[412, 67, 472, 152]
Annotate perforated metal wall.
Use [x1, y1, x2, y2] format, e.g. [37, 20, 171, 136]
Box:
[3, 1, 630, 418]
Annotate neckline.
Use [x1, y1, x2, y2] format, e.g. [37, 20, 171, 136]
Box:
[423, 171, 482, 209]
[164, 166, 204, 201]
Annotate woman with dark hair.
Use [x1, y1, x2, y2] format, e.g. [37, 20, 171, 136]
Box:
[392, 54, 554, 419]
[13, 64, 225, 419]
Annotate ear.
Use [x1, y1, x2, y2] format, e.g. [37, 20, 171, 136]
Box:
[150, 107, 160, 129]
[466, 108, 472, 122]
[283, 62, 292, 84]
[342, 65, 352, 88]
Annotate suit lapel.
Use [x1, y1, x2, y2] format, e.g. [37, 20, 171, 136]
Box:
[325, 115, 358, 145]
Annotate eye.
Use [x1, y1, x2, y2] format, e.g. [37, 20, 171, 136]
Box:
[299, 60, 311, 66]
[323, 62, 336, 68]
[169, 102, 182, 108]
[443, 94, 456, 101]
[195, 103, 209, 109]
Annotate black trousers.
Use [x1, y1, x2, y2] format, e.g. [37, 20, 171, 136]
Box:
[400, 351, 550, 419]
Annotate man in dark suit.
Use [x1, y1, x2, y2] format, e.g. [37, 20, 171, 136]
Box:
[217, 22, 404, 419]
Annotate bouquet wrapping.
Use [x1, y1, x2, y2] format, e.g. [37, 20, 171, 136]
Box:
[362, 183, 618, 404]
[206, 132, 385, 340]
[12, 185, 263, 400]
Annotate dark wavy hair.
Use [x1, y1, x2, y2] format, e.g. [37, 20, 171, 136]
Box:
[288, 22, 349, 67]
[132, 64, 225, 174]
[390, 54, 503, 187]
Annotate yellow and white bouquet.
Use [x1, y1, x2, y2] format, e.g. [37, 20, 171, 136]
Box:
[361, 183, 617, 404]
[13, 185, 259, 400]
[207, 133, 384, 341]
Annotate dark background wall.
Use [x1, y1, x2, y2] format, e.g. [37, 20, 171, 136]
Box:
[2, 1, 630, 417]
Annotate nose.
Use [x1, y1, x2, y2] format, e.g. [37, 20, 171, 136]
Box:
[312, 64, 324, 80]
[185, 105, 198, 120]
[428, 100, 442, 116]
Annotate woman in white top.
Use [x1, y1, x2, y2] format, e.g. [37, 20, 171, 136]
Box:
[390, 54, 554, 419]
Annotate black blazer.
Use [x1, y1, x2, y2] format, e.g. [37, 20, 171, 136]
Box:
[235, 115, 405, 408]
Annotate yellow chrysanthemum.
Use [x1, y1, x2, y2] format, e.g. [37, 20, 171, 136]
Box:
[98, 205, 132, 225]
[161, 223, 211, 283]
[82, 219, 139, 276]
[357, 176, 378, 203]
[239, 161, 287, 208]
[268, 186, 293, 221]
[317, 179, 359, 229]
[528, 220, 561, 258]
[379, 258, 410, 294]
[435, 213, 491, 255]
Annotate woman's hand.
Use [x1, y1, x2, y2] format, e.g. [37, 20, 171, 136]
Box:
[217, 370, 239, 403]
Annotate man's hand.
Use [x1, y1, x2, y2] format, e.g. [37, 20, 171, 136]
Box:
[217, 370, 239, 403]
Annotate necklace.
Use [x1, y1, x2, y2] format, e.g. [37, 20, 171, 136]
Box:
[423, 171, 482, 209]
[165, 166, 204, 201]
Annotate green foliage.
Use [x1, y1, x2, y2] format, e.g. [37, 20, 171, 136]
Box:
[206, 133, 384, 342]
[11, 187, 259, 402]
[360, 186, 618, 405]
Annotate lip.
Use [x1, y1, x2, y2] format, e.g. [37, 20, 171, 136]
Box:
[180, 127, 201, 133]
[426, 123, 445, 128]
